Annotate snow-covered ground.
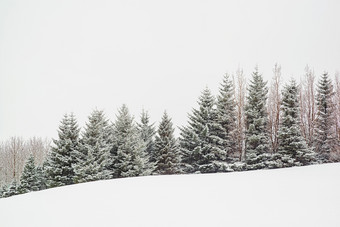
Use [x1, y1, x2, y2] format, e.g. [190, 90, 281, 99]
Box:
[1, 164, 340, 227]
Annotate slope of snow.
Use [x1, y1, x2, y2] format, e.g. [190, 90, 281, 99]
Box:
[1, 164, 340, 227]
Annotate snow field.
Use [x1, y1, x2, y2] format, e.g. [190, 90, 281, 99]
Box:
[0, 163, 339, 227]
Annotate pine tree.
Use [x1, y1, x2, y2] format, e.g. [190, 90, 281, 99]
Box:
[180, 87, 226, 173]
[36, 166, 46, 190]
[245, 68, 271, 170]
[73, 110, 112, 183]
[111, 105, 153, 178]
[179, 125, 199, 173]
[18, 155, 40, 194]
[0, 185, 6, 198]
[154, 111, 181, 175]
[314, 72, 338, 162]
[74, 150, 102, 182]
[216, 74, 237, 160]
[137, 110, 156, 164]
[277, 80, 316, 167]
[2, 181, 18, 198]
[45, 113, 81, 188]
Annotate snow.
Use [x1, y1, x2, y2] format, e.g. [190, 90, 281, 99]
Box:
[1, 164, 340, 227]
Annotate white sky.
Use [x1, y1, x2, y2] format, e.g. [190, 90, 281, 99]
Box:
[1, 0, 340, 140]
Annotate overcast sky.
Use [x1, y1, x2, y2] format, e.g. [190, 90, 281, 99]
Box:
[1, 0, 339, 140]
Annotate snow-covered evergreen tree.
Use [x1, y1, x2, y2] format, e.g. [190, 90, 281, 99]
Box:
[18, 155, 40, 194]
[36, 166, 46, 190]
[0, 185, 6, 198]
[245, 68, 271, 170]
[73, 110, 113, 183]
[0, 185, 7, 198]
[314, 72, 338, 162]
[2, 181, 18, 198]
[180, 87, 226, 173]
[111, 105, 153, 178]
[216, 74, 237, 160]
[179, 125, 198, 173]
[154, 111, 181, 175]
[44, 113, 80, 188]
[276, 80, 316, 167]
[137, 110, 156, 165]
[74, 150, 102, 182]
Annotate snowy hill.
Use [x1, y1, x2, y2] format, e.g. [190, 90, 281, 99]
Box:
[1, 164, 340, 227]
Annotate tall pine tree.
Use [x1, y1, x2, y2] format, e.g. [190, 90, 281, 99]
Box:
[277, 80, 316, 167]
[314, 72, 338, 162]
[18, 155, 40, 194]
[111, 105, 153, 178]
[154, 111, 181, 175]
[180, 87, 226, 173]
[1, 181, 18, 198]
[73, 110, 112, 183]
[137, 110, 156, 165]
[36, 165, 46, 190]
[216, 74, 237, 160]
[45, 113, 80, 188]
[245, 68, 270, 170]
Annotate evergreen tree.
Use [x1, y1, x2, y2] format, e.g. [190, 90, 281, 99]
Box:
[0, 185, 6, 198]
[2, 181, 18, 198]
[137, 110, 156, 164]
[216, 74, 237, 160]
[314, 72, 338, 162]
[154, 111, 181, 175]
[277, 80, 316, 167]
[18, 155, 40, 194]
[111, 105, 153, 178]
[74, 150, 102, 182]
[36, 166, 47, 190]
[180, 87, 226, 173]
[245, 68, 270, 169]
[179, 125, 199, 173]
[45, 113, 81, 188]
[73, 110, 112, 183]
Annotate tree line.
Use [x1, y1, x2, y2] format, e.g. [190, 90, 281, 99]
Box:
[1, 65, 339, 198]
[0, 137, 50, 187]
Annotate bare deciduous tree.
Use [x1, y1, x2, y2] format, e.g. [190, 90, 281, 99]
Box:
[8, 137, 26, 181]
[299, 66, 316, 147]
[332, 71, 340, 160]
[0, 137, 50, 187]
[233, 67, 246, 161]
[267, 64, 281, 153]
[334, 72, 340, 142]
[0, 142, 9, 185]
[26, 137, 50, 166]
